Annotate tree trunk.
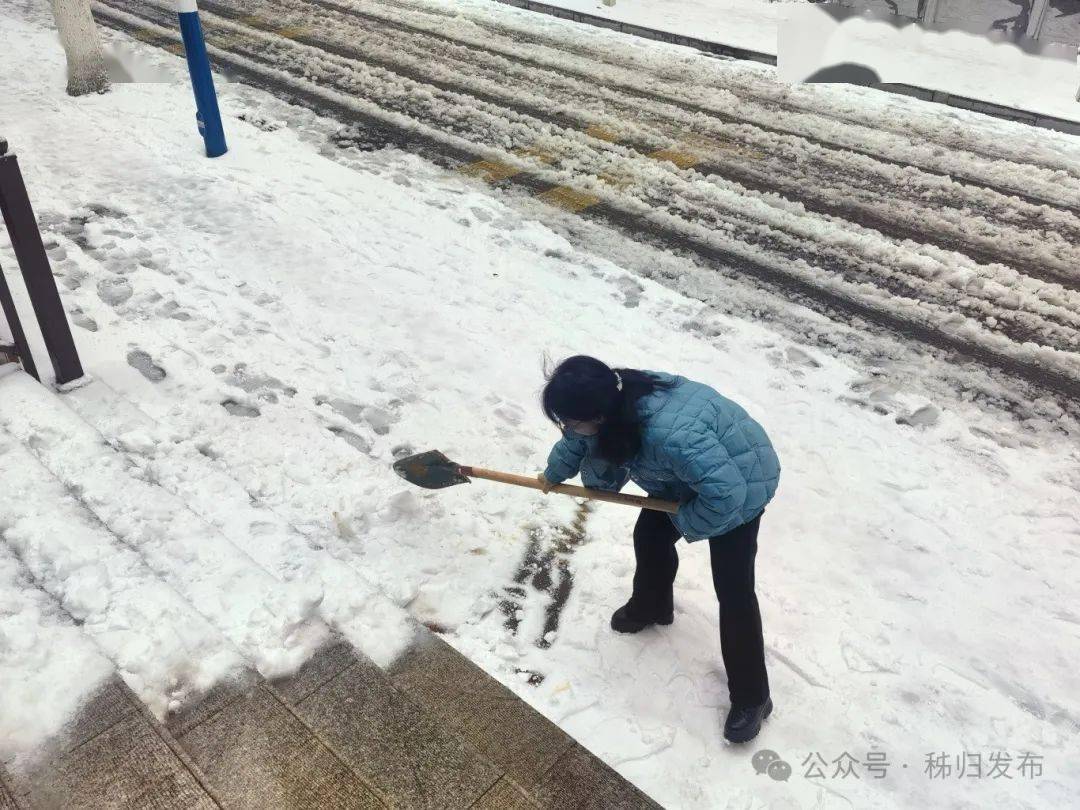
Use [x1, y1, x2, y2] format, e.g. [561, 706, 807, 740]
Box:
[50, 0, 110, 96]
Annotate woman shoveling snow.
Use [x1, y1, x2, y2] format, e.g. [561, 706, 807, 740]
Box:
[538, 355, 781, 744]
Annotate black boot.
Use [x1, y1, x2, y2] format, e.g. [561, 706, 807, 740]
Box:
[610, 600, 674, 634]
[723, 696, 773, 743]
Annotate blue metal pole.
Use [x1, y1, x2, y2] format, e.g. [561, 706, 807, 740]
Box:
[176, 0, 227, 157]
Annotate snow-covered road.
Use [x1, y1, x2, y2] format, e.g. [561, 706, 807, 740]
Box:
[3, 2, 1080, 808]
[88, 0, 1080, 413]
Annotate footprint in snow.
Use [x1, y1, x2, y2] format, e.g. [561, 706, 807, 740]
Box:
[127, 349, 165, 382]
[766, 345, 822, 378]
[613, 275, 644, 309]
[233, 282, 279, 310]
[44, 240, 67, 262]
[97, 277, 133, 307]
[57, 264, 86, 291]
[840, 373, 901, 416]
[681, 316, 730, 341]
[543, 248, 572, 262]
[221, 399, 260, 418]
[784, 346, 821, 368]
[493, 401, 525, 426]
[87, 203, 125, 220]
[327, 426, 371, 454]
[315, 395, 400, 436]
[895, 404, 940, 429]
[224, 362, 297, 404]
[156, 300, 193, 321]
[70, 308, 98, 332]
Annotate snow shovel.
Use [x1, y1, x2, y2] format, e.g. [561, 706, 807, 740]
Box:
[393, 450, 680, 513]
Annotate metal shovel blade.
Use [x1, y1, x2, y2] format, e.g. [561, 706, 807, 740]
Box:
[392, 449, 471, 489]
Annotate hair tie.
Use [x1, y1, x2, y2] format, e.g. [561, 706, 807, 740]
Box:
[613, 370, 623, 391]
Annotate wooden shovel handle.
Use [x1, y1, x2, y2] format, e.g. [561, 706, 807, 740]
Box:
[459, 465, 681, 514]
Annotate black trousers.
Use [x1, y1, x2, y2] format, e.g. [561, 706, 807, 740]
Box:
[630, 508, 770, 708]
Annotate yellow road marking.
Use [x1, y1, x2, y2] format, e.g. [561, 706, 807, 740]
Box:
[684, 134, 734, 151]
[585, 124, 622, 143]
[536, 186, 600, 213]
[460, 159, 522, 182]
[273, 25, 309, 39]
[132, 28, 170, 45]
[649, 147, 702, 169]
[683, 134, 768, 162]
[513, 144, 556, 164]
[596, 171, 634, 189]
[132, 28, 185, 55]
[211, 32, 251, 50]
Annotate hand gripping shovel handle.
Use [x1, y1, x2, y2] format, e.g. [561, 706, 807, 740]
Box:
[459, 465, 681, 514]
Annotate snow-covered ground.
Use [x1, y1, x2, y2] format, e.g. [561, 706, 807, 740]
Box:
[521, 0, 1080, 122]
[3, 4, 1080, 809]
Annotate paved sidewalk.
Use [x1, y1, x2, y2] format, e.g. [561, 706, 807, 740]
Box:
[2, 631, 662, 809]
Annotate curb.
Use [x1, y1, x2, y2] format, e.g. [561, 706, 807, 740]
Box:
[489, 0, 1080, 136]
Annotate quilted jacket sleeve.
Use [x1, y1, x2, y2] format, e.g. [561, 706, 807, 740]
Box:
[543, 430, 630, 493]
[543, 430, 588, 485]
[665, 429, 748, 541]
[580, 454, 631, 493]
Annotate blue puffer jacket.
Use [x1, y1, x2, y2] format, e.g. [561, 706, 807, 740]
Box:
[543, 371, 780, 541]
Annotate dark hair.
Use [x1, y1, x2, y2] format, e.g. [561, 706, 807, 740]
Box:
[541, 355, 674, 466]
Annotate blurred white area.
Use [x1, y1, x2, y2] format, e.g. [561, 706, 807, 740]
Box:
[101, 39, 181, 83]
[778, 5, 1080, 119]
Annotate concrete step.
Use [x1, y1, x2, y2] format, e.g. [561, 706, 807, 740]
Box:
[272, 638, 501, 809]
[61, 375, 414, 668]
[0, 370, 331, 674]
[165, 666, 387, 809]
[5, 679, 217, 810]
[386, 631, 660, 810]
[1, 769, 21, 809]
[0, 422, 247, 718]
[9, 632, 660, 809]
[262, 631, 657, 808]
